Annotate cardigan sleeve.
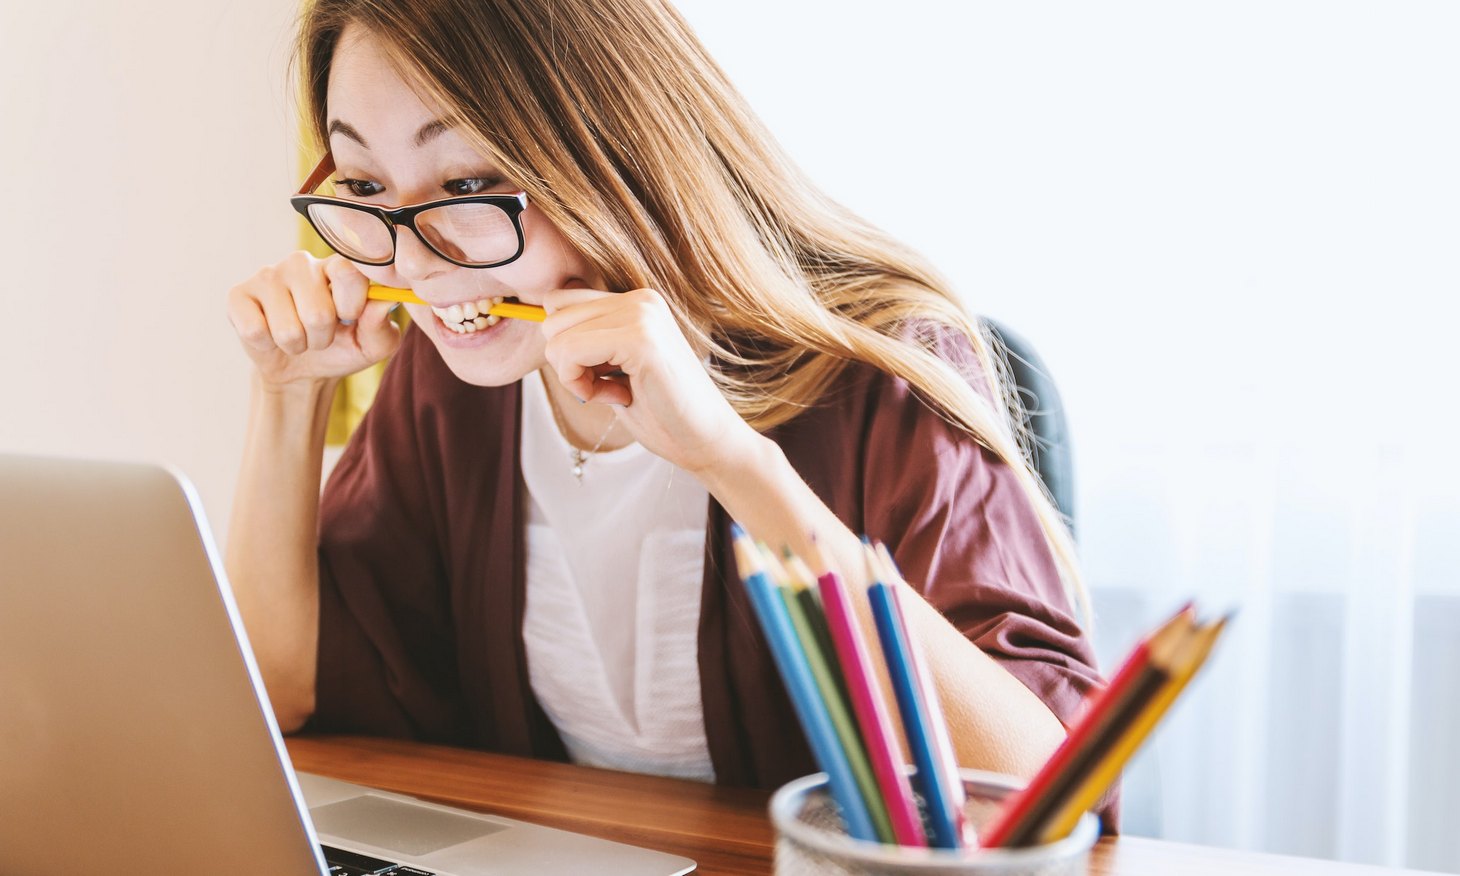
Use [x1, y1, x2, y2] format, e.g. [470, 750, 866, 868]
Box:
[303, 329, 466, 742]
[860, 328, 1102, 727]
[863, 424, 1101, 725]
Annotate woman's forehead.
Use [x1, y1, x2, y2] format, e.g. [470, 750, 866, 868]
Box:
[326, 25, 444, 145]
[321, 21, 510, 175]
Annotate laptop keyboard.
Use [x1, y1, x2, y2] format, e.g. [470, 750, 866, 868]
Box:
[322, 843, 436, 875]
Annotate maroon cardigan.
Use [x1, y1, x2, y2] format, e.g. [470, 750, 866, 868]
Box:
[307, 324, 1115, 826]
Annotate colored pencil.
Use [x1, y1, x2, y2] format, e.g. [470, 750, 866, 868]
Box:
[865, 542, 965, 849]
[980, 605, 1195, 848]
[871, 542, 970, 847]
[730, 523, 1225, 854]
[806, 539, 928, 847]
[999, 621, 1181, 847]
[1034, 613, 1230, 843]
[729, 526, 878, 842]
[782, 549, 849, 710]
[762, 544, 896, 844]
[366, 284, 546, 321]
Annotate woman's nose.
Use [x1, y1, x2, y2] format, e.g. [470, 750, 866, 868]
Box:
[391, 223, 450, 281]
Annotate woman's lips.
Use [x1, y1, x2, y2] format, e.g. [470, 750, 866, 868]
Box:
[430, 305, 514, 346]
[429, 295, 524, 331]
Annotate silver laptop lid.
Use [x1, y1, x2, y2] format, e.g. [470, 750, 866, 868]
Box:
[0, 455, 328, 875]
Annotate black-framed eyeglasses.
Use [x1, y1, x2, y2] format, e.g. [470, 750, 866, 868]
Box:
[290, 152, 528, 269]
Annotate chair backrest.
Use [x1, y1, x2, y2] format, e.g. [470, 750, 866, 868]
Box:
[981, 318, 1076, 538]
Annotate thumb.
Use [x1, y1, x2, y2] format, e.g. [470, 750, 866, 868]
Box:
[324, 255, 370, 324]
[355, 299, 403, 363]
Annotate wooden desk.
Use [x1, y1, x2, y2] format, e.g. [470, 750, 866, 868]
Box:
[286, 735, 1439, 876]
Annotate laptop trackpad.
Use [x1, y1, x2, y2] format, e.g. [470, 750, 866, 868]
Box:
[311, 794, 508, 857]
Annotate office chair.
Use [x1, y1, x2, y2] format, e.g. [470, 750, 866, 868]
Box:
[982, 318, 1076, 539]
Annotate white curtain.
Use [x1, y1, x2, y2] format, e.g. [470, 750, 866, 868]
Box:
[673, 0, 1460, 871]
[1084, 442, 1460, 871]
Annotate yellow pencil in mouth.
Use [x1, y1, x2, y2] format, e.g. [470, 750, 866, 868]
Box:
[366, 284, 546, 322]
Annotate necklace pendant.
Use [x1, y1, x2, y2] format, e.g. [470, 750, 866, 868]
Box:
[570, 450, 586, 482]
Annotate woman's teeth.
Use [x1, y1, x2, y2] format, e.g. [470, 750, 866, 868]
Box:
[433, 297, 509, 333]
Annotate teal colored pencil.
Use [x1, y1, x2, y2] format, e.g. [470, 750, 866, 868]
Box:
[761, 544, 896, 844]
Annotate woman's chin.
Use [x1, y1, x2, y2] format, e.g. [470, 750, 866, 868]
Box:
[422, 312, 540, 387]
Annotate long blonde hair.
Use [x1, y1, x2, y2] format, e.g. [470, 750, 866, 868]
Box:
[296, 0, 1089, 623]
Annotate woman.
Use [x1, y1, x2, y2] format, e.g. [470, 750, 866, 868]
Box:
[226, 0, 1108, 817]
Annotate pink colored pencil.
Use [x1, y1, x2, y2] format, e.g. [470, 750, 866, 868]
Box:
[805, 541, 927, 846]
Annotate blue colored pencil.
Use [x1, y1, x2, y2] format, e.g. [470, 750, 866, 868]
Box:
[865, 540, 966, 849]
[874, 542, 969, 837]
[730, 524, 879, 842]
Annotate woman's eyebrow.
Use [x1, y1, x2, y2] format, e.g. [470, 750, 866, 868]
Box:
[414, 119, 449, 146]
[326, 118, 451, 150]
[327, 119, 368, 147]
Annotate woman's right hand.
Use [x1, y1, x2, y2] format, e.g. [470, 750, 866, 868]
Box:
[227, 251, 402, 388]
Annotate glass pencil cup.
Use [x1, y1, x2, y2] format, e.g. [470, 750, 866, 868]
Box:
[769, 769, 1099, 876]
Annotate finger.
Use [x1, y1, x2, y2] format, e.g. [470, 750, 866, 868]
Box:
[273, 252, 334, 350]
[538, 297, 640, 347]
[354, 298, 403, 364]
[227, 284, 278, 354]
[552, 359, 600, 404]
[543, 288, 674, 350]
[256, 281, 310, 356]
[324, 256, 370, 325]
[544, 325, 632, 393]
[538, 286, 614, 319]
[277, 259, 338, 352]
[584, 372, 632, 406]
[294, 291, 338, 352]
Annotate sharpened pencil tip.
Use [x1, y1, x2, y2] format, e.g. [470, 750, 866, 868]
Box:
[873, 541, 904, 584]
[861, 542, 882, 585]
[730, 531, 761, 579]
[802, 533, 830, 576]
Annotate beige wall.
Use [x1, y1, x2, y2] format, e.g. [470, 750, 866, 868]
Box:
[0, 1, 301, 538]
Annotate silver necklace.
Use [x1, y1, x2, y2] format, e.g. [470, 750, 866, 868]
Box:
[542, 379, 619, 483]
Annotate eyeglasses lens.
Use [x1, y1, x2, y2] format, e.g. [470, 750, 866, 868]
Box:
[416, 203, 519, 265]
[306, 204, 394, 264]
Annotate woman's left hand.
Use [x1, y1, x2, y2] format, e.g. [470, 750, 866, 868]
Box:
[538, 286, 761, 477]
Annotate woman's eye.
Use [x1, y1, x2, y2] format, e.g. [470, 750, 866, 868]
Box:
[331, 178, 384, 198]
[444, 177, 499, 196]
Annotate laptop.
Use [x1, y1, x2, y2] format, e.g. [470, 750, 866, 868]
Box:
[0, 454, 697, 875]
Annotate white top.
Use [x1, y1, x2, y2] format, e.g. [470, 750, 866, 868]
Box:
[519, 369, 715, 781]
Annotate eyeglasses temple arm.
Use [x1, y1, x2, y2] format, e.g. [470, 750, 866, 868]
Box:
[298, 153, 336, 196]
